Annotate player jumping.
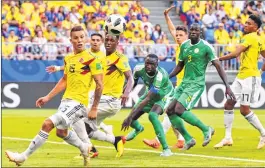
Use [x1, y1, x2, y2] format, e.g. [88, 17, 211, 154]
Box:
[5, 25, 103, 166]
[214, 14, 265, 149]
[166, 23, 236, 148]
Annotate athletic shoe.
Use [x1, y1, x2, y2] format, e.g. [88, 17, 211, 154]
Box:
[126, 127, 144, 141]
[214, 138, 233, 149]
[143, 138, 160, 149]
[160, 148, 173, 157]
[114, 136, 126, 158]
[182, 138, 196, 150]
[257, 136, 265, 149]
[202, 127, 215, 147]
[5, 151, 27, 166]
[172, 140, 185, 149]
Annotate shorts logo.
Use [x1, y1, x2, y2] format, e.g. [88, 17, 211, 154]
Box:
[186, 96, 192, 103]
[194, 48, 199, 53]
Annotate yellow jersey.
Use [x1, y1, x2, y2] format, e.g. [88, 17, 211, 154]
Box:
[63, 49, 103, 105]
[103, 51, 131, 98]
[175, 45, 184, 86]
[237, 32, 265, 79]
[88, 49, 106, 91]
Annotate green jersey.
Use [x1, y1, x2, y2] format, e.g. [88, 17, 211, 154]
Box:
[133, 64, 174, 101]
[179, 39, 217, 86]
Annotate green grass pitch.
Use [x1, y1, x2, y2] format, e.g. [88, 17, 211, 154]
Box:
[2, 109, 265, 167]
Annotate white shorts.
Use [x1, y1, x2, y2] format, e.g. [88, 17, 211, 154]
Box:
[85, 95, 121, 130]
[231, 77, 261, 106]
[49, 99, 86, 129]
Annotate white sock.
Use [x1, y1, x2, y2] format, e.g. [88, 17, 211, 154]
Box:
[63, 130, 88, 155]
[22, 130, 49, 158]
[90, 130, 115, 144]
[245, 111, 265, 137]
[155, 115, 171, 142]
[72, 120, 91, 144]
[224, 110, 234, 139]
[173, 128, 185, 141]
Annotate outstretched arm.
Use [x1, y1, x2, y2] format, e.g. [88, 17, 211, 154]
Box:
[121, 70, 134, 106]
[169, 61, 184, 78]
[46, 65, 65, 74]
[164, 6, 177, 42]
[212, 60, 236, 100]
[219, 45, 247, 61]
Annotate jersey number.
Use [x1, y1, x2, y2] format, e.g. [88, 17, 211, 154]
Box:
[188, 55, 192, 62]
[242, 94, 249, 102]
[69, 64, 75, 73]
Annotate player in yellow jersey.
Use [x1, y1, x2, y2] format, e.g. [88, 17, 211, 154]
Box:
[143, 5, 187, 150]
[82, 33, 134, 158]
[5, 26, 104, 166]
[215, 14, 265, 149]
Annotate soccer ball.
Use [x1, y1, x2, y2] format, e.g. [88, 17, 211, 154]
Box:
[104, 14, 126, 36]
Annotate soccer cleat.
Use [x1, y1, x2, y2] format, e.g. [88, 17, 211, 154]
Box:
[257, 136, 265, 149]
[82, 143, 92, 167]
[114, 136, 126, 158]
[143, 138, 160, 149]
[5, 150, 27, 166]
[202, 127, 215, 147]
[160, 148, 173, 157]
[74, 146, 99, 159]
[182, 138, 196, 150]
[172, 140, 185, 149]
[214, 138, 233, 149]
[126, 127, 144, 141]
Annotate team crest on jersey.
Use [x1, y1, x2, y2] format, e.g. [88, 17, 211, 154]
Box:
[194, 48, 199, 53]
[79, 58, 84, 63]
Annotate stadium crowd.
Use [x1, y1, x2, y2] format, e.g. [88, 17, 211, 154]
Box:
[1, 0, 265, 62]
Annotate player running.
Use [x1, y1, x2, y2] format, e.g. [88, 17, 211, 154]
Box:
[166, 23, 236, 148]
[5, 25, 103, 166]
[73, 33, 134, 158]
[214, 14, 265, 149]
[121, 54, 195, 156]
[143, 5, 187, 149]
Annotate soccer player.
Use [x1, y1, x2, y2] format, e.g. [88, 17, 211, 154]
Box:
[166, 23, 236, 147]
[74, 33, 134, 158]
[121, 54, 173, 156]
[214, 14, 265, 149]
[5, 25, 104, 166]
[143, 5, 187, 149]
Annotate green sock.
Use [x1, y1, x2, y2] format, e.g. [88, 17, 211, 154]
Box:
[180, 110, 209, 133]
[149, 112, 168, 150]
[168, 114, 192, 142]
[130, 120, 143, 131]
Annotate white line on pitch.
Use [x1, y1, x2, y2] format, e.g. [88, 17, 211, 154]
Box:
[3, 136, 265, 164]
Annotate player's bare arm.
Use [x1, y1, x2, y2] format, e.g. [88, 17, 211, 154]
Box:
[169, 60, 184, 78]
[46, 65, 65, 74]
[219, 45, 248, 61]
[164, 6, 177, 42]
[89, 74, 104, 119]
[121, 70, 134, 106]
[36, 74, 67, 108]
[212, 60, 236, 100]
[121, 91, 156, 131]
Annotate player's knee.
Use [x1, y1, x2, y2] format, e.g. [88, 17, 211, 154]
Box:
[165, 105, 175, 116]
[240, 105, 251, 116]
[148, 112, 158, 122]
[174, 104, 184, 116]
[56, 129, 68, 138]
[224, 99, 236, 110]
[41, 119, 54, 132]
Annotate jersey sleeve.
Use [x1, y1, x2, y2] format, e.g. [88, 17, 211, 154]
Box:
[116, 56, 131, 72]
[89, 57, 103, 75]
[133, 64, 143, 80]
[206, 43, 218, 62]
[178, 44, 184, 62]
[63, 58, 68, 75]
[240, 34, 252, 48]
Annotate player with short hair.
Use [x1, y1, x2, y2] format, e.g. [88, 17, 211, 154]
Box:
[214, 14, 265, 149]
[73, 33, 134, 158]
[166, 23, 236, 149]
[5, 25, 104, 166]
[143, 6, 187, 149]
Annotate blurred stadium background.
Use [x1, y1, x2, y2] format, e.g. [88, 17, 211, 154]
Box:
[2, 0, 265, 167]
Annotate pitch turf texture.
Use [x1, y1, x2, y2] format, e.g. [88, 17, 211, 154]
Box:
[2, 109, 265, 167]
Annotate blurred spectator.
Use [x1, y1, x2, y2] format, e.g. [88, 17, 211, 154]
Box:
[69, 7, 82, 24]
[45, 6, 57, 22]
[202, 7, 217, 29]
[228, 2, 241, 21]
[124, 38, 137, 62]
[2, 23, 9, 38]
[144, 34, 155, 44]
[124, 22, 135, 39]
[141, 15, 153, 35]
[232, 23, 243, 40]
[57, 6, 66, 22]
[18, 22, 31, 39]
[220, 17, 231, 33]
[128, 12, 142, 30]
[152, 39, 167, 61]
[62, 14, 71, 30]
[33, 30, 47, 44]
[42, 38, 58, 60]
[161, 34, 169, 45]
[43, 25, 56, 41]
[8, 30, 19, 42]
[55, 22, 67, 41]
[2, 37, 15, 59]
[214, 23, 229, 44]
[132, 31, 141, 43]
[186, 6, 201, 28]
[152, 24, 164, 42]
[216, 4, 226, 22]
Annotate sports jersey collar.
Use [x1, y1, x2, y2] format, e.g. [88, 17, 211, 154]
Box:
[189, 39, 201, 46]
